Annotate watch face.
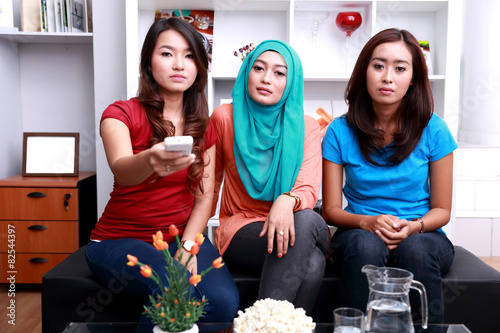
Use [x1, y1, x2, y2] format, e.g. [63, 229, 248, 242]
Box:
[182, 240, 195, 251]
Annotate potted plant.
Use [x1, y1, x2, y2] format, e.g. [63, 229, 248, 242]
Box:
[126, 225, 224, 333]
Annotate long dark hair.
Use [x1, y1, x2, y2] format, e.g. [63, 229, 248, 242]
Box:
[138, 18, 209, 192]
[345, 28, 433, 165]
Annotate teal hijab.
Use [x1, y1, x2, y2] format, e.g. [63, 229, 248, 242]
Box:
[232, 40, 305, 202]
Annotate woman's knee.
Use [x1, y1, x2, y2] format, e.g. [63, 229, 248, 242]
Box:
[396, 233, 454, 270]
[202, 284, 239, 322]
[333, 229, 387, 261]
[294, 209, 329, 248]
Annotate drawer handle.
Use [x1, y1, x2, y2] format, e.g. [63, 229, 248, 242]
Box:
[28, 225, 48, 231]
[29, 257, 48, 263]
[64, 193, 73, 211]
[27, 192, 47, 198]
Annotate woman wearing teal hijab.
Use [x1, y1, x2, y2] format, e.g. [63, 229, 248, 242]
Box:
[211, 40, 329, 314]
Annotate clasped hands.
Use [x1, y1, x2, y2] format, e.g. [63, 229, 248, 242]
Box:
[367, 214, 413, 250]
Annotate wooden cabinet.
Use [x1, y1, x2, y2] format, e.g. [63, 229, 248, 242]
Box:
[0, 172, 97, 283]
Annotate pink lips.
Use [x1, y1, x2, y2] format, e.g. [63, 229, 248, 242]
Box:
[171, 74, 186, 82]
[257, 87, 272, 95]
[379, 87, 394, 95]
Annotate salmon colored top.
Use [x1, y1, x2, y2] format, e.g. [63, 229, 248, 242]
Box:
[211, 104, 322, 255]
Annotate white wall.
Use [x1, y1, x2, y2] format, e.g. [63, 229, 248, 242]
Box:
[0, 38, 23, 179]
[92, 0, 128, 217]
[458, 0, 500, 147]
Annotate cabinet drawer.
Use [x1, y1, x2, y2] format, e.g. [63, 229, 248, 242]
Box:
[0, 253, 70, 284]
[0, 187, 78, 220]
[0, 221, 78, 253]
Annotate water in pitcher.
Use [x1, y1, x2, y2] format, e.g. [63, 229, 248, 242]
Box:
[365, 299, 414, 333]
[333, 326, 365, 333]
[334, 327, 364, 333]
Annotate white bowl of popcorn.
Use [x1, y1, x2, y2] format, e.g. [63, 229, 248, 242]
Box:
[233, 298, 316, 333]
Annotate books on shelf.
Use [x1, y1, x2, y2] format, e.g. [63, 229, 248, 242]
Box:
[419, 40, 434, 75]
[155, 9, 214, 71]
[20, 0, 90, 33]
[21, 0, 41, 31]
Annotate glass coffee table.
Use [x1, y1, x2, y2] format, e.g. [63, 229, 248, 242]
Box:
[62, 322, 472, 332]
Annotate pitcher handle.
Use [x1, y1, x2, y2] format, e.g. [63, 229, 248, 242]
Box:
[410, 280, 428, 329]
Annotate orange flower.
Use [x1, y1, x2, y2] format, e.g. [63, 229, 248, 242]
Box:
[171, 318, 175, 323]
[140, 265, 152, 278]
[190, 244, 200, 255]
[212, 257, 224, 269]
[174, 299, 178, 304]
[186, 312, 191, 317]
[126, 254, 138, 266]
[161, 313, 165, 317]
[155, 303, 161, 308]
[194, 233, 205, 246]
[189, 275, 202, 285]
[152, 230, 169, 250]
[154, 239, 169, 251]
[169, 225, 179, 237]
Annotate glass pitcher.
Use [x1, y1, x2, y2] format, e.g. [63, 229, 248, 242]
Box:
[362, 265, 428, 333]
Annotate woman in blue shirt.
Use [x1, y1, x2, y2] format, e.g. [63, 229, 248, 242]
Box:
[322, 28, 457, 324]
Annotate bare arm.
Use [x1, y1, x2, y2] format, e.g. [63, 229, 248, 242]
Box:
[175, 145, 216, 275]
[420, 152, 454, 231]
[101, 118, 195, 186]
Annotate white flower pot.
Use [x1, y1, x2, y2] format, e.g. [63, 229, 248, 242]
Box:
[153, 324, 199, 333]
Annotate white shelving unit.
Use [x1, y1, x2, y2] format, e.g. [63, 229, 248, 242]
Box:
[0, 9, 95, 179]
[0, 0, 463, 220]
[126, 0, 462, 139]
[120, 0, 462, 239]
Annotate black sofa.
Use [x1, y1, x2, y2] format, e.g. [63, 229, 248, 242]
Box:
[42, 244, 500, 333]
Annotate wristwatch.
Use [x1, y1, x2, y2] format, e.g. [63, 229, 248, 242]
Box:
[412, 218, 425, 233]
[181, 240, 196, 252]
[282, 191, 300, 210]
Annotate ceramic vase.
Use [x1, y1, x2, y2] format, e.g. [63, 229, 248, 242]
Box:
[153, 324, 199, 333]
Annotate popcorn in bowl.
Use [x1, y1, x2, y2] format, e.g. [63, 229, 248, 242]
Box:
[233, 298, 316, 333]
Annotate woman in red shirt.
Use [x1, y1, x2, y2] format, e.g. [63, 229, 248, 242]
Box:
[86, 18, 238, 326]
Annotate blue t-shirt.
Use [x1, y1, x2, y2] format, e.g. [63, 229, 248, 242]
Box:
[322, 113, 458, 221]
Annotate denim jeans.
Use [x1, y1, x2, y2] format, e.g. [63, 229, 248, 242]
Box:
[330, 228, 455, 324]
[223, 209, 329, 315]
[86, 236, 239, 327]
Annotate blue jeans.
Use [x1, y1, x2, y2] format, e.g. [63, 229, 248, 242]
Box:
[330, 228, 455, 324]
[86, 236, 239, 327]
[223, 209, 329, 315]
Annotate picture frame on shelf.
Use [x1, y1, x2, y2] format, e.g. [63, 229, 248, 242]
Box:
[154, 9, 214, 71]
[22, 132, 79, 177]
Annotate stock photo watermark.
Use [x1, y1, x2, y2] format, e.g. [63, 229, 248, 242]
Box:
[5, 224, 16, 326]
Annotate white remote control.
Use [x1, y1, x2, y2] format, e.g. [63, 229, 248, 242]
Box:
[164, 136, 193, 156]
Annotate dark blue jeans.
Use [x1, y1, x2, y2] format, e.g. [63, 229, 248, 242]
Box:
[330, 228, 455, 324]
[223, 209, 329, 315]
[86, 236, 239, 326]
